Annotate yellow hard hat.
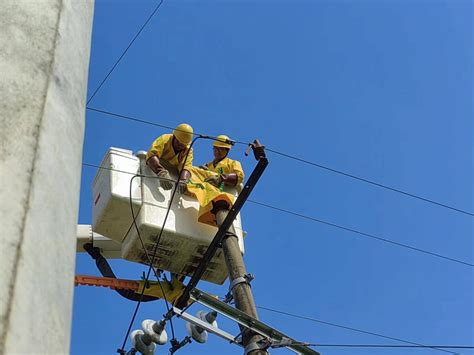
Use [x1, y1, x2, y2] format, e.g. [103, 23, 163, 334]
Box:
[173, 123, 193, 145]
[213, 135, 233, 149]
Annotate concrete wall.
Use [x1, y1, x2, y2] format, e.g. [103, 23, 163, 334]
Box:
[0, 1, 94, 353]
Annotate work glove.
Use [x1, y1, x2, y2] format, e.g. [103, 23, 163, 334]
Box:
[177, 180, 188, 194]
[204, 174, 222, 187]
[157, 170, 174, 190]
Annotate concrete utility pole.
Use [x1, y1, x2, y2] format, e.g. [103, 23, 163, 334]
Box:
[0, 1, 94, 354]
[216, 210, 269, 355]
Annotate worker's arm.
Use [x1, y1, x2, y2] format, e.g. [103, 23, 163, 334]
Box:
[147, 155, 166, 175]
[221, 160, 244, 186]
[180, 169, 191, 181]
[179, 148, 193, 181]
[146, 135, 169, 175]
[221, 173, 238, 186]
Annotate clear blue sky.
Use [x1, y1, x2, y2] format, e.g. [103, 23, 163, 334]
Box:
[73, 1, 473, 354]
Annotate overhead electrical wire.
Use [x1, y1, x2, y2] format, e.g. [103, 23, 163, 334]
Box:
[264, 148, 473, 217]
[86, 107, 248, 145]
[296, 344, 473, 350]
[82, 162, 473, 268]
[248, 200, 473, 267]
[256, 306, 458, 355]
[85, 107, 473, 217]
[87, 163, 460, 355]
[86, 0, 165, 105]
[83, 2, 471, 351]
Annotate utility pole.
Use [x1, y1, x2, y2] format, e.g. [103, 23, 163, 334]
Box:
[0, 1, 94, 353]
[216, 210, 269, 355]
[213, 141, 269, 355]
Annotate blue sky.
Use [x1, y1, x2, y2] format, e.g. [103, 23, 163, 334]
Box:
[73, 1, 473, 354]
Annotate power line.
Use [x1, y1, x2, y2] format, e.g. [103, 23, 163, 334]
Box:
[80, 164, 468, 353]
[87, 107, 175, 130]
[300, 344, 473, 349]
[248, 200, 473, 267]
[87, 0, 165, 105]
[86, 107, 248, 145]
[81, 162, 473, 268]
[265, 148, 473, 217]
[85, 106, 473, 217]
[256, 306, 458, 355]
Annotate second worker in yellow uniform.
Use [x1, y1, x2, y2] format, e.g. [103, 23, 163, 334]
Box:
[186, 135, 245, 227]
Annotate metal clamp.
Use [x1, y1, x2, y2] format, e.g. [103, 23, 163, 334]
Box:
[169, 336, 192, 354]
[224, 274, 255, 304]
[244, 139, 266, 160]
[244, 339, 270, 354]
[230, 273, 254, 292]
[269, 337, 294, 348]
[223, 231, 239, 239]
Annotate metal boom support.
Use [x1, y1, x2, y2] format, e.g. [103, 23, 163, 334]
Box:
[175, 141, 268, 308]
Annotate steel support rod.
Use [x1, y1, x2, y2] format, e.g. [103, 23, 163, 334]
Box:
[175, 143, 268, 308]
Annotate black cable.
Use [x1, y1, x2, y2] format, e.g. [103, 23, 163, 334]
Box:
[85, 107, 473, 217]
[81, 163, 473, 268]
[296, 344, 473, 349]
[87, 0, 165, 105]
[87, 107, 175, 130]
[265, 148, 474, 217]
[248, 200, 473, 267]
[86, 107, 249, 145]
[256, 306, 458, 355]
[80, 162, 467, 353]
[119, 136, 203, 352]
[126, 175, 176, 333]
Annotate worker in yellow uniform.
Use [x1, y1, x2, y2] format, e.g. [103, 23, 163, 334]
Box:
[146, 123, 194, 192]
[186, 135, 244, 226]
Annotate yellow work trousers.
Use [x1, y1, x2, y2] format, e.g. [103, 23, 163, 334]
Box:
[186, 167, 235, 227]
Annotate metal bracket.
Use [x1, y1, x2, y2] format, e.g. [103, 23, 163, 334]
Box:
[245, 340, 270, 354]
[224, 273, 255, 303]
[230, 273, 254, 291]
[245, 139, 266, 160]
[223, 231, 239, 239]
[188, 288, 320, 355]
[270, 337, 296, 348]
[245, 337, 296, 353]
[169, 336, 192, 354]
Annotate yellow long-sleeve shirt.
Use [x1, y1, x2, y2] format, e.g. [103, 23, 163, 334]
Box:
[205, 157, 245, 185]
[186, 156, 244, 227]
[146, 134, 193, 171]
